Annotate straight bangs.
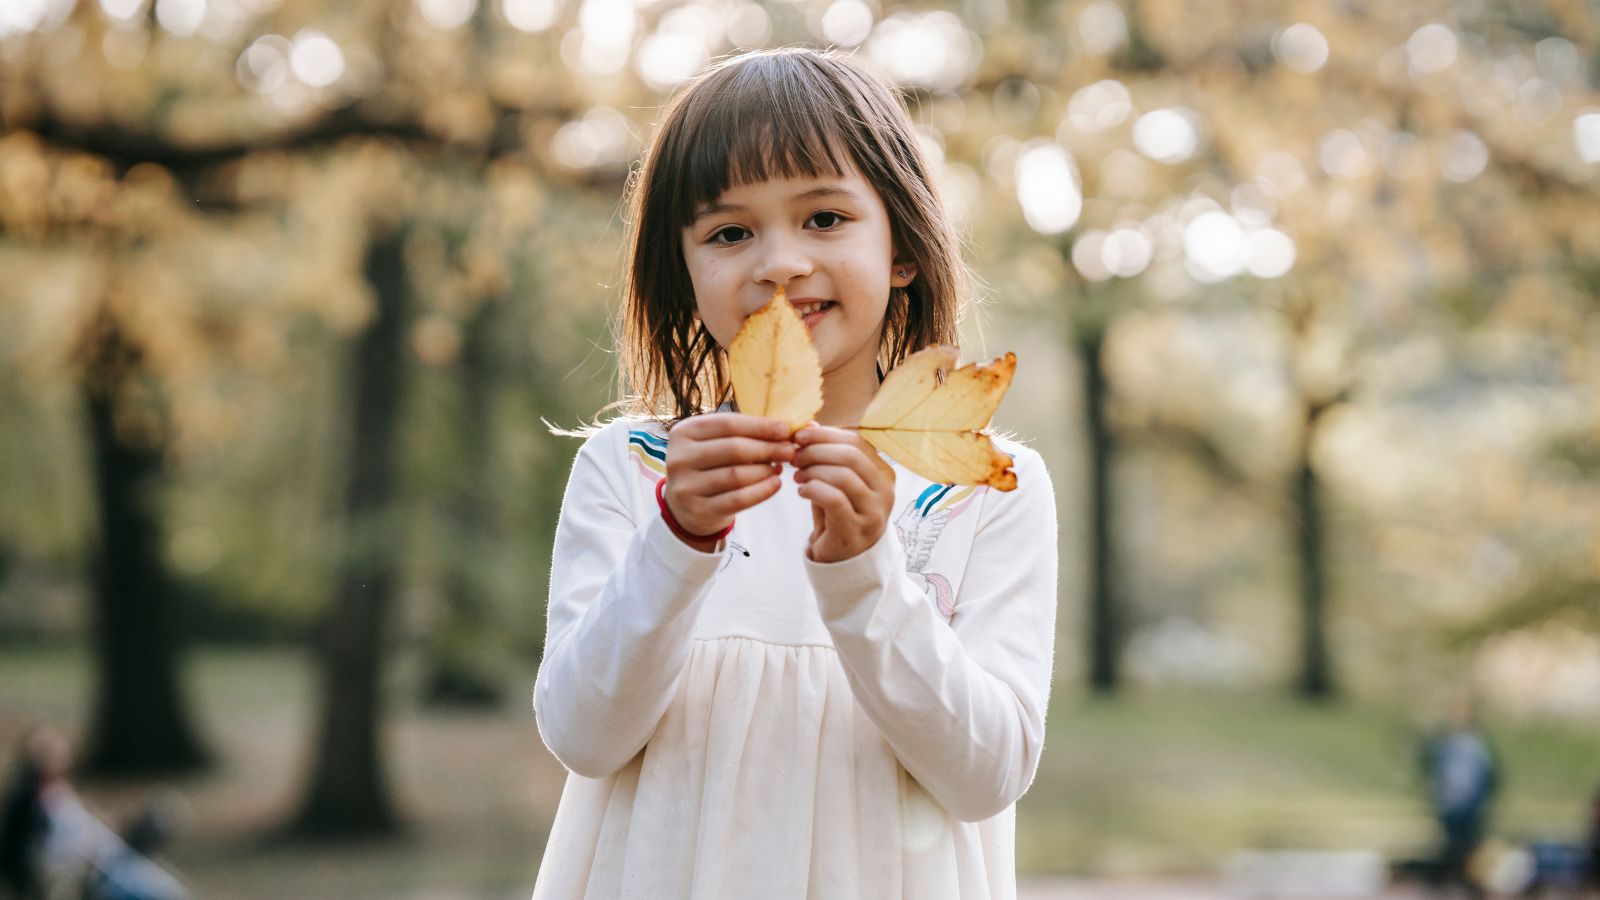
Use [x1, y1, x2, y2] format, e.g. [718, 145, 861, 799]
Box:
[659, 59, 854, 234]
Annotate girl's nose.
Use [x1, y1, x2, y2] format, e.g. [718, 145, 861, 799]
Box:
[753, 235, 813, 285]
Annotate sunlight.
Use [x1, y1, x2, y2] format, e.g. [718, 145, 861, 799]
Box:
[1077, 0, 1126, 56]
[1273, 23, 1328, 74]
[236, 34, 290, 92]
[1065, 79, 1131, 133]
[1132, 107, 1201, 164]
[418, 0, 477, 29]
[636, 29, 705, 91]
[1576, 109, 1600, 164]
[1515, 78, 1563, 127]
[1441, 129, 1488, 182]
[820, 0, 873, 47]
[154, 0, 205, 36]
[1255, 151, 1307, 196]
[1070, 230, 1110, 281]
[502, 0, 561, 32]
[1318, 128, 1370, 179]
[724, 2, 769, 47]
[1014, 141, 1081, 235]
[97, 0, 146, 21]
[1183, 210, 1247, 282]
[1407, 22, 1457, 76]
[289, 29, 344, 88]
[866, 11, 977, 91]
[1102, 227, 1152, 278]
[1245, 228, 1295, 278]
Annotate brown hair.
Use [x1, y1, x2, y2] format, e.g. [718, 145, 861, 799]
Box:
[615, 47, 967, 423]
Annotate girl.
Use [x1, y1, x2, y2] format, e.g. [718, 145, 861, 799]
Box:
[532, 48, 1058, 899]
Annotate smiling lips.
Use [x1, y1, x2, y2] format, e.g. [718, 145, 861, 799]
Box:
[790, 299, 836, 326]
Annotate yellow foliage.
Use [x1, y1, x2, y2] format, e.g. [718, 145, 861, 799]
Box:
[727, 287, 824, 432]
[859, 346, 1019, 491]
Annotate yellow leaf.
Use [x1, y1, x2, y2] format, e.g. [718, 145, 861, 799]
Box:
[727, 286, 823, 432]
[859, 345, 1018, 491]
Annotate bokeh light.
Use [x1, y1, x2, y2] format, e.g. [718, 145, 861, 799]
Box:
[1274, 23, 1329, 73]
[97, 0, 147, 21]
[551, 106, 632, 171]
[501, 0, 561, 32]
[820, 0, 874, 47]
[1245, 228, 1296, 278]
[1102, 227, 1153, 278]
[1577, 109, 1600, 163]
[2, 0, 73, 33]
[1065, 79, 1132, 133]
[1184, 210, 1248, 282]
[236, 34, 291, 93]
[1318, 129, 1370, 179]
[1407, 22, 1458, 75]
[1014, 141, 1082, 235]
[155, 0, 206, 37]
[418, 0, 478, 30]
[866, 11, 978, 91]
[1077, 0, 1126, 56]
[724, 3, 770, 48]
[1132, 107, 1201, 164]
[1255, 151, 1307, 196]
[289, 30, 344, 88]
[1440, 129, 1488, 183]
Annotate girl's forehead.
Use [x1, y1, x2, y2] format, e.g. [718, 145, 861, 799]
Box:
[690, 168, 878, 223]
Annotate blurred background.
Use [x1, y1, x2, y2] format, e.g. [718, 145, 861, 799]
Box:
[2, 0, 1599, 896]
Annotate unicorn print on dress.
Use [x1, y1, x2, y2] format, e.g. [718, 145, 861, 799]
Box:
[893, 482, 981, 622]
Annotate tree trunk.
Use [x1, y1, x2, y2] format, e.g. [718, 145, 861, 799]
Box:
[80, 313, 210, 777]
[1080, 328, 1122, 695]
[293, 231, 410, 836]
[1293, 399, 1335, 701]
[422, 296, 506, 708]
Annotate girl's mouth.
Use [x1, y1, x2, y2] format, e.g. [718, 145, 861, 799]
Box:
[791, 300, 836, 327]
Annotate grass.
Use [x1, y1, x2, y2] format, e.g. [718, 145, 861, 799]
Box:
[1016, 689, 1600, 876]
[2, 645, 1597, 897]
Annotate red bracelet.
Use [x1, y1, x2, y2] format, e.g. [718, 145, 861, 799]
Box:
[655, 478, 735, 544]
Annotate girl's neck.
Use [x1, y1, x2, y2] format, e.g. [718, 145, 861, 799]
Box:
[814, 365, 880, 427]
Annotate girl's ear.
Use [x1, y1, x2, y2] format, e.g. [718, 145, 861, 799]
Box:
[890, 258, 918, 288]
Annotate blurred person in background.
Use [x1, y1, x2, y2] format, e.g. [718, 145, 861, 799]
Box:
[0, 727, 70, 900]
[1587, 785, 1600, 893]
[1420, 694, 1500, 897]
[0, 727, 185, 900]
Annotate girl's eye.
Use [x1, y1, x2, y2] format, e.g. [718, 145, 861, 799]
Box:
[808, 211, 846, 230]
[708, 226, 750, 245]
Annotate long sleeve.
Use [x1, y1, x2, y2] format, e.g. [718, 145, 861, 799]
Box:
[533, 425, 724, 778]
[804, 443, 1058, 822]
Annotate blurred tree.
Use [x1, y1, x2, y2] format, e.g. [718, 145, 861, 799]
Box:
[296, 225, 410, 835]
[78, 306, 211, 774]
[977, 0, 1599, 700]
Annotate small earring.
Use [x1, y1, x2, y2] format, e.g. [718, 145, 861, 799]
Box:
[897, 269, 907, 279]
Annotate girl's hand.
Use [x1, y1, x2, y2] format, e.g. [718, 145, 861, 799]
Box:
[793, 425, 896, 563]
[663, 413, 795, 550]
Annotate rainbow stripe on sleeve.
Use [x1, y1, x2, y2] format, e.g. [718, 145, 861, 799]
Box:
[627, 429, 667, 481]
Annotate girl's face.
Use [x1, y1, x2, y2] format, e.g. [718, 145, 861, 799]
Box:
[681, 163, 917, 414]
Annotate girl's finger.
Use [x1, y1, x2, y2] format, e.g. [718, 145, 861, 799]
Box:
[797, 478, 854, 523]
[796, 464, 879, 519]
[672, 413, 792, 443]
[676, 436, 795, 471]
[793, 424, 856, 446]
[793, 443, 891, 493]
[702, 462, 785, 494]
[702, 474, 783, 517]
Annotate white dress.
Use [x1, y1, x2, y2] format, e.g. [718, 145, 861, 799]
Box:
[531, 418, 1058, 899]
